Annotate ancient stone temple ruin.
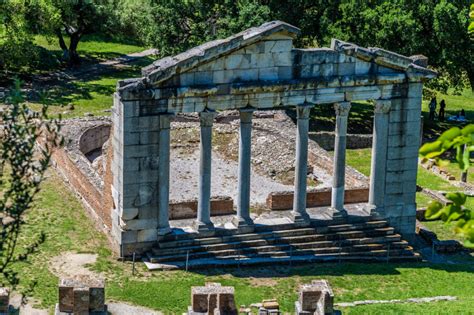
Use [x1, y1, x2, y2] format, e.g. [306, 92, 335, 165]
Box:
[61, 21, 436, 266]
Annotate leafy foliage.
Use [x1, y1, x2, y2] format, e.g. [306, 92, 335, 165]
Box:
[114, 0, 271, 57]
[420, 125, 474, 247]
[0, 79, 62, 287]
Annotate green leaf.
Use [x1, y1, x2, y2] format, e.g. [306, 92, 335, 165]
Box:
[438, 127, 461, 142]
[419, 141, 443, 158]
[425, 201, 443, 219]
[456, 146, 465, 170]
[445, 192, 467, 206]
[461, 124, 474, 136]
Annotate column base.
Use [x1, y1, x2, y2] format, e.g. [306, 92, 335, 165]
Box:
[363, 204, 384, 218]
[232, 216, 254, 233]
[330, 207, 347, 218]
[290, 211, 311, 226]
[193, 220, 215, 236]
[157, 226, 171, 236]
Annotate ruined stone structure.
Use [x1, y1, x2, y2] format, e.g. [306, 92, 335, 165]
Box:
[111, 21, 434, 258]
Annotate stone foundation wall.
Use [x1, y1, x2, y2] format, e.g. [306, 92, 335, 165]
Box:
[266, 187, 369, 210]
[170, 197, 234, 220]
[310, 132, 373, 150]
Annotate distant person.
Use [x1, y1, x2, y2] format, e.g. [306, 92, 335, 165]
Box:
[428, 97, 437, 120]
[439, 100, 446, 121]
[461, 109, 466, 118]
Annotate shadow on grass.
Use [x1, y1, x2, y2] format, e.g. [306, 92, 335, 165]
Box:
[187, 259, 474, 279]
[31, 56, 155, 107]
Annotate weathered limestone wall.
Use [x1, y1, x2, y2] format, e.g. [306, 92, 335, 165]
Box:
[382, 82, 422, 238]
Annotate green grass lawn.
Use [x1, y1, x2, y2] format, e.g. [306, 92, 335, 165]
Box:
[345, 148, 472, 243]
[28, 56, 154, 118]
[8, 170, 474, 314]
[34, 34, 145, 61]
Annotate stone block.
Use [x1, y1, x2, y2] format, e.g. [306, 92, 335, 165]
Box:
[296, 280, 334, 315]
[58, 278, 80, 313]
[73, 286, 90, 315]
[190, 283, 236, 315]
[0, 287, 9, 313]
[259, 67, 279, 81]
[137, 228, 158, 242]
[272, 52, 292, 66]
[337, 62, 355, 76]
[88, 278, 105, 312]
[266, 39, 293, 53]
[278, 66, 293, 80]
[194, 71, 214, 85]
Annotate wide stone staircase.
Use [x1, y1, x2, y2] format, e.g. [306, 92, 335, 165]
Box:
[144, 217, 421, 270]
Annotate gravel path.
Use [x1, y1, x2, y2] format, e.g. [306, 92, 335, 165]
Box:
[170, 149, 293, 205]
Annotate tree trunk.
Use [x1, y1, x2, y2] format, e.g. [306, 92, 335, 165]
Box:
[56, 30, 69, 60]
[68, 33, 82, 65]
[467, 68, 474, 92]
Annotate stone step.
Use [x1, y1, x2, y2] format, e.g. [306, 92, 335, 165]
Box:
[148, 240, 411, 263]
[156, 225, 394, 250]
[324, 221, 388, 232]
[144, 251, 422, 270]
[151, 231, 402, 257]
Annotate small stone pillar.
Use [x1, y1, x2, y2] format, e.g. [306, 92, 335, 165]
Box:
[291, 104, 312, 224]
[331, 102, 351, 214]
[157, 114, 172, 235]
[57, 276, 106, 315]
[188, 283, 237, 315]
[195, 110, 217, 233]
[233, 108, 255, 230]
[0, 288, 9, 315]
[367, 100, 391, 215]
[295, 280, 334, 315]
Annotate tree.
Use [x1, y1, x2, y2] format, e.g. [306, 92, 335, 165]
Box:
[35, 0, 114, 64]
[116, 0, 271, 57]
[265, 0, 474, 91]
[419, 125, 474, 247]
[0, 79, 62, 288]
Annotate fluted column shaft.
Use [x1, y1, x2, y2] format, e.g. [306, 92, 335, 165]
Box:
[291, 104, 312, 224]
[233, 108, 254, 229]
[195, 111, 216, 232]
[368, 100, 391, 214]
[331, 102, 351, 213]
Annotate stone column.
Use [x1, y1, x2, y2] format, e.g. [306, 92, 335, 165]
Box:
[331, 102, 351, 214]
[232, 108, 254, 230]
[195, 110, 216, 233]
[291, 104, 313, 224]
[157, 114, 172, 235]
[367, 100, 391, 215]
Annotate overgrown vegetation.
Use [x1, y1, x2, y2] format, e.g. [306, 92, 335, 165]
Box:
[0, 80, 62, 289]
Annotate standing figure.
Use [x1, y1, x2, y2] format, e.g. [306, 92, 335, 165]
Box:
[428, 97, 437, 120]
[439, 99, 446, 121]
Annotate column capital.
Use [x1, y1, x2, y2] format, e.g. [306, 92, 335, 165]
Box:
[334, 102, 351, 117]
[374, 100, 392, 114]
[199, 110, 216, 127]
[159, 114, 174, 129]
[239, 108, 255, 123]
[296, 103, 313, 120]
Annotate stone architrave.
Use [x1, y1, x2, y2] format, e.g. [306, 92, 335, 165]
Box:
[331, 102, 351, 214]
